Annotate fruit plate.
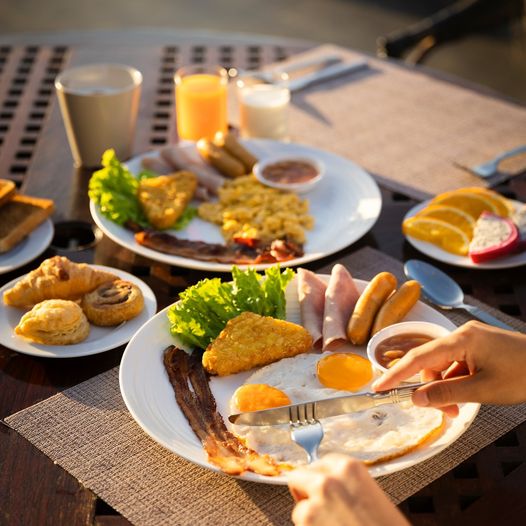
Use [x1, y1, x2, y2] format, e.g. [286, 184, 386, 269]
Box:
[404, 200, 526, 269]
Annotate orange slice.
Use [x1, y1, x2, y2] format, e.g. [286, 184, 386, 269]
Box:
[447, 187, 513, 217]
[416, 205, 475, 239]
[430, 192, 497, 219]
[402, 216, 470, 255]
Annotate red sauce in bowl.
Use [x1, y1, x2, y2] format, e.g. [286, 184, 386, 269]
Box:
[375, 333, 434, 369]
[261, 160, 319, 185]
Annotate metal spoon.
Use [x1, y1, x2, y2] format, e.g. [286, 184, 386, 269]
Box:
[404, 259, 514, 331]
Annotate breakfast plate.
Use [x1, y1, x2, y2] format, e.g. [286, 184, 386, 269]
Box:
[90, 139, 382, 272]
[0, 265, 157, 358]
[119, 275, 480, 485]
[0, 219, 54, 275]
[404, 200, 526, 269]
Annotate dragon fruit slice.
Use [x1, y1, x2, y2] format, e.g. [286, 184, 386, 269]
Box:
[512, 204, 526, 250]
[468, 212, 519, 263]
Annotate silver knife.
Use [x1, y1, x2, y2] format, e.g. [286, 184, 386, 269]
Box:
[228, 383, 424, 426]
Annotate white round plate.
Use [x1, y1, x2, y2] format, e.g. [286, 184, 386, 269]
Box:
[0, 219, 54, 275]
[0, 265, 157, 358]
[404, 199, 526, 269]
[120, 275, 479, 485]
[90, 139, 382, 271]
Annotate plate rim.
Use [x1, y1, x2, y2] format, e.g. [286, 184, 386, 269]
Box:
[404, 199, 526, 269]
[119, 275, 480, 485]
[0, 263, 158, 358]
[90, 139, 382, 271]
[0, 219, 54, 275]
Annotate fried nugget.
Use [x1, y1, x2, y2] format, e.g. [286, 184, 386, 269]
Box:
[202, 311, 313, 376]
[138, 171, 197, 229]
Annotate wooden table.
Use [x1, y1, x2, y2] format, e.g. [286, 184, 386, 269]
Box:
[1, 30, 526, 526]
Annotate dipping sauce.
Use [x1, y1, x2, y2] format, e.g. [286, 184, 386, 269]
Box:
[375, 333, 434, 369]
[262, 160, 319, 185]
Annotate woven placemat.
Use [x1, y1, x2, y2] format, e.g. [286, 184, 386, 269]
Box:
[6, 247, 526, 526]
[281, 45, 526, 200]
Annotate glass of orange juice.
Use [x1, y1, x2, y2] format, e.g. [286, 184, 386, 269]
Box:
[174, 65, 228, 141]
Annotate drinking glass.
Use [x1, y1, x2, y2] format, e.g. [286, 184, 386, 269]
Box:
[174, 65, 228, 141]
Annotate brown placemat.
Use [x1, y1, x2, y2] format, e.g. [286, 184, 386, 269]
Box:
[281, 45, 526, 200]
[6, 247, 526, 526]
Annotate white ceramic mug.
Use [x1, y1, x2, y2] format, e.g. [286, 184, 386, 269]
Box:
[55, 63, 142, 168]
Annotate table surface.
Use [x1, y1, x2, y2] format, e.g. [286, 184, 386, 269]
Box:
[1, 31, 526, 526]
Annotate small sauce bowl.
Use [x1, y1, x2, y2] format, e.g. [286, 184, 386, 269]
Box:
[367, 321, 452, 382]
[253, 154, 324, 194]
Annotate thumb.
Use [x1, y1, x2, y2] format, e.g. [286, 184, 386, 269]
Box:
[413, 375, 479, 408]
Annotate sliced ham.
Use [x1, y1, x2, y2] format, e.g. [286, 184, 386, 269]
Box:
[141, 156, 173, 175]
[322, 264, 360, 351]
[297, 268, 327, 350]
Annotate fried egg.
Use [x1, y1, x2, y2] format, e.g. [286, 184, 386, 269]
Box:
[229, 352, 444, 466]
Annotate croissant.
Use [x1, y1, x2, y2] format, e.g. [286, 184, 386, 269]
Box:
[3, 256, 118, 308]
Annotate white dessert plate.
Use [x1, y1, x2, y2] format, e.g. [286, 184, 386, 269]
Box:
[90, 139, 382, 271]
[404, 200, 526, 269]
[119, 275, 479, 485]
[0, 265, 157, 358]
[0, 219, 54, 275]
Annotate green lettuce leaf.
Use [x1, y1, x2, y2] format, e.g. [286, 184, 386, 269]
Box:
[167, 265, 295, 350]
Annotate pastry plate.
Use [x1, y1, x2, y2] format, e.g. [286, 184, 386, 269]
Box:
[90, 139, 382, 271]
[404, 200, 526, 269]
[120, 275, 479, 485]
[0, 219, 54, 275]
[0, 265, 157, 358]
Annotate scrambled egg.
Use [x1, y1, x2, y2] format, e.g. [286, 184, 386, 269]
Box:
[198, 175, 314, 244]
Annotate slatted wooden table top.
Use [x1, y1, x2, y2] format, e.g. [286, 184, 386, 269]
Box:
[0, 33, 525, 526]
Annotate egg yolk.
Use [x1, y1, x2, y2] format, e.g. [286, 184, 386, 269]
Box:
[317, 353, 373, 391]
[233, 384, 291, 412]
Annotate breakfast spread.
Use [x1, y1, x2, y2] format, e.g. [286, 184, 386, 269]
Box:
[160, 263, 444, 477]
[81, 279, 144, 326]
[0, 185, 54, 254]
[15, 299, 90, 345]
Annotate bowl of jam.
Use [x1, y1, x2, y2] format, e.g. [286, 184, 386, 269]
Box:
[253, 155, 324, 194]
[367, 321, 452, 382]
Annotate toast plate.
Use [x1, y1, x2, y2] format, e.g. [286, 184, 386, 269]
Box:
[404, 200, 526, 269]
[119, 275, 479, 485]
[90, 139, 382, 271]
[0, 265, 157, 358]
[0, 219, 54, 275]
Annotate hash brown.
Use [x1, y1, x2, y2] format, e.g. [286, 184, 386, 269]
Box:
[138, 171, 197, 230]
[202, 311, 312, 376]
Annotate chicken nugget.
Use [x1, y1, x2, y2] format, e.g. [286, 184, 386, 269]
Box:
[202, 311, 312, 376]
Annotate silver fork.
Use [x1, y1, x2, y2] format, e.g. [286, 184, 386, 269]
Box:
[289, 403, 324, 463]
[454, 144, 526, 179]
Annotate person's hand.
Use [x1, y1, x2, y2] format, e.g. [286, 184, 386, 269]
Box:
[287, 453, 409, 526]
[373, 321, 526, 417]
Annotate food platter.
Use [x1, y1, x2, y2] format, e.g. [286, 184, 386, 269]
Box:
[90, 139, 382, 271]
[0, 219, 54, 275]
[0, 265, 157, 358]
[404, 200, 526, 269]
[119, 275, 480, 485]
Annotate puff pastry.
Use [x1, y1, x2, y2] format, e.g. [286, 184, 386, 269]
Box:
[3, 256, 117, 308]
[15, 299, 90, 345]
[81, 279, 144, 326]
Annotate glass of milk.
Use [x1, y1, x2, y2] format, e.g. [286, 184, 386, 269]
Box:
[236, 72, 290, 141]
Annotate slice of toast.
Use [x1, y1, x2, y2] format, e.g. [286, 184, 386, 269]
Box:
[0, 179, 16, 207]
[0, 195, 54, 253]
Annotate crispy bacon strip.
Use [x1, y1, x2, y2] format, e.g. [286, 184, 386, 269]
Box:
[135, 230, 303, 264]
[163, 345, 285, 476]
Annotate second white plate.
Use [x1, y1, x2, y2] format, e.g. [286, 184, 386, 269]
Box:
[0, 265, 157, 358]
[90, 139, 382, 271]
